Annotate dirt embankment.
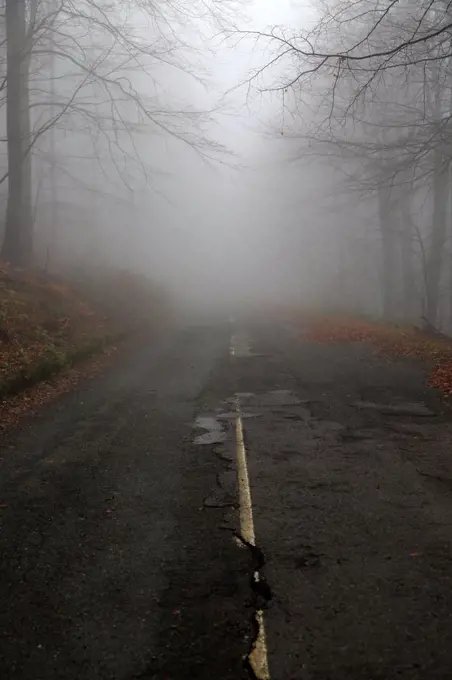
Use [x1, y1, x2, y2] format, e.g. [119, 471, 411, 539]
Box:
[0, 262, 170, 402]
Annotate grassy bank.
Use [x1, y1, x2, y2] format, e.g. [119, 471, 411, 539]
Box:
[0, 262, 168, 400]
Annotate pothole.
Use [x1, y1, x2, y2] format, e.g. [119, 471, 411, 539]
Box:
[216, 411, 262, 421]
[203, 491, 237, 509]
[229, 390, 302, 409]
[193, 416, 227, 445]
[230, 334, 259, 358]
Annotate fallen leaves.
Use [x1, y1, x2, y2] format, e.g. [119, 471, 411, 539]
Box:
[0, 261, 111, 397]
[0, 260, 170, 429]
[305, 316, 452, 397]
[0, 343, 120, 434]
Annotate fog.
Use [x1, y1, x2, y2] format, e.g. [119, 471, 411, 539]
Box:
[2, 0, 452, 331]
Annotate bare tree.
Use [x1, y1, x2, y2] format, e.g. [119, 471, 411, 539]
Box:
[232, 0, 452, 327]
[0, 0, 234, 265]
[2, 0, 34, 264]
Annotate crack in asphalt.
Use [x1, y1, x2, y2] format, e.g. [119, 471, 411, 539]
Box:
[233, 531, 272, 680]
[228, 329, 273, 680]
[195, 405, 272, 679]
[233, 531, 273, 604]
[196, 317, 274, 679]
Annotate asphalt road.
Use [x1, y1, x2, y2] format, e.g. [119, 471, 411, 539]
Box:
[2, 319, 452, 679]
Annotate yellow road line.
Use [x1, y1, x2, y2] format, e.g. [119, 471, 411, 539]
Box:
[235, 413, 255, 546]
[251, 610, 270, 680]
[235, 404, 270, 680]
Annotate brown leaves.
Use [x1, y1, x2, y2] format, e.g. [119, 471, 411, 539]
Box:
[0, 343, 120, 434]
[430, 361, 452, 395]
[305, 316, 452, 397]
[0, 261, 111, 397]
[0, 260, 169, 430]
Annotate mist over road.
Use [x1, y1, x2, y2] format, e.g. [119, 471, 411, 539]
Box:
[1, 318, 452, 679]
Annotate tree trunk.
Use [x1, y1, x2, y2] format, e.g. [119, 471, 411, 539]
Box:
[426, 149, 449, 328]
[448, 163, 452, 334]
[399, 187, 416, 321]
[378, 185, 398, 320]
[448, 250, 452, 335]
[1, 0, 32, 266]
[21, 53, 33, 259]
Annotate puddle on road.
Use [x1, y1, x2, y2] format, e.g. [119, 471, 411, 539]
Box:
[194, 390, 303, 446]
[230, 334, 263, 358]
[232, 390, 302, 408]
[193, 416, 227, 445]
[216, 410, 261, 421]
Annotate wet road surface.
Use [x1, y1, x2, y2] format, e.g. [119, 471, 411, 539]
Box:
[2, 319, 452, 678]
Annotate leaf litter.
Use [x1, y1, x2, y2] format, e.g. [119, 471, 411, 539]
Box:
[305, 316, 452, 397]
